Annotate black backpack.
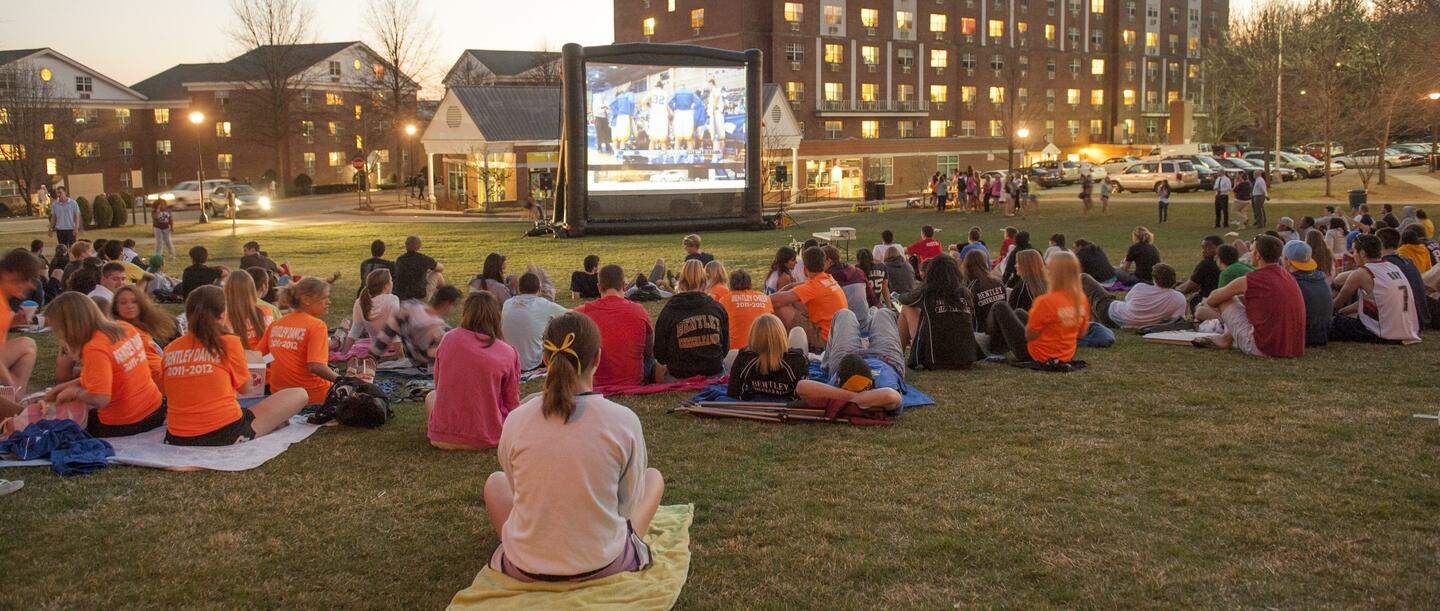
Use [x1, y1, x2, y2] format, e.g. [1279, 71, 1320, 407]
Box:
[308, 377, 392, 428]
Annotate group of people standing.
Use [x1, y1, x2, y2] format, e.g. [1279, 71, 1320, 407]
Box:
[929, 167, 1037, 217]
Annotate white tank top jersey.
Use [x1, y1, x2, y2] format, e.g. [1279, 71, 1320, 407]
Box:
[1359, 262, 1421, 344]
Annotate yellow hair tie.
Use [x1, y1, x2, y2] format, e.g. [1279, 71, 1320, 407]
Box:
[543, 332, 581, 368]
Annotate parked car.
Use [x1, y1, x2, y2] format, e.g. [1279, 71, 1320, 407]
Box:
[1244, 151, 1326, 178]
[1333, 148, 1419, 169]
[1078, 163, 1108, 182]
[1213, 157, 1296, 183]
[147, 179, 233, 208]
[1389, 143, 1434, 162]
[1029, 161, 1074, 186]
[990, 167, 1062, 188]
[1302, 141, 1345, 158]
[1099, 156, 1142, 176]
[208, 184, 273, 218]
[1295, 153, 1346, 176]
[1165, 155, 1227, 189]
[1212, 143, 1248, 158]
[1109, 160, 1200, 193]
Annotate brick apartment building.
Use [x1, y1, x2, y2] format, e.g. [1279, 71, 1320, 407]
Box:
[0, 43, 420, 212]
[614, 0, 1227, 198]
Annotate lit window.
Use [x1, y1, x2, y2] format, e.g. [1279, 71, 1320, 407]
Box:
[355, 104, 363, 120]
[355, 135, 363, 150]
[960, 86, 976, 103]
[75, 142, 98, 158]
[989, 86, 1005, 104]
[156, 140, 172, 155]
[1145, 32, 1158, 51]
[930, 49, 948, 68]
[1067, 89, 1080, 105]
[1123, 89, 1136, 105]
[43, 123, 53, 140]
[825, 44, 844, 64]
[329, 152, 345, 166]
[786, 81, 805, 101]
[1091, 59, 1105, 75]
[690, 8, 704, 28]
[824, 5, 843, 25]
[46, 158, 57, 175]
[823, 82, 844, 101]
[1167, 90, 1180, 104]
[1189, 35, 1200, 50]
[155, 108, 170, 124]
[1091, 0, 1104, 13]
[895, 10, 914, 29]
[643, 18, 655, 36]
[897, 84, 914, 101]
[784, 2, 803, 21]
[930, 13, 947, 32]
[115, 108, 130, 127]
[353, 58, 362, 71]
[1045, 24, 1056, 42]
[862, 46, 880, 65]
[961, 18, 976, 35]
[304, 152, 316, 172]
[1091, 89, 1104, 105]
[1018, 22, 1028, 35]
[929, 120, 950, 138]
[326, 92, 344, 105]
[860, 8, 879, 28]
[217, 154, 233, 172]
[930, 85, 948, 102]
[215, 122, 232, 138]
[861, 120, 879, 139]
[989, 20, 1005, 37]
[1090, 119, 1103, 136]
[898, 121, 915, 138]
[860, 83, 878, 102]
[0, 144, 23, 161]
[668, 0, 675, 10]
[39, 67, 52, 81]
[1123, 30, 1136, 47]
[990, 120, 1003, 137]
[825, 120, 843, 139]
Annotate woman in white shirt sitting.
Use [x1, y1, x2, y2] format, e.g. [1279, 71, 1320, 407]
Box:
[484, 312, 666, 583]
[340, 269, 399, 354]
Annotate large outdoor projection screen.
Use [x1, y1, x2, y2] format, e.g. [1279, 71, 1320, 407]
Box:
[557, 43, 763, 236]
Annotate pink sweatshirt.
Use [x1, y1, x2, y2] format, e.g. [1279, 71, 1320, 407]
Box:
[428, 328, 521, 449]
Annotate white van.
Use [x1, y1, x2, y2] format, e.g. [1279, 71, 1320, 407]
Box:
[1147, 143, 1213, 158]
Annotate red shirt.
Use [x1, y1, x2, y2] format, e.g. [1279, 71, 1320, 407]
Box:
[1244, 264, 1306, 357]
[575, 295, 654, 387]
[906, 238, 943, 264]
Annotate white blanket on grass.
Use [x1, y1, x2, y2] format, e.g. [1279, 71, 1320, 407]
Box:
[0, 416, 321, 472]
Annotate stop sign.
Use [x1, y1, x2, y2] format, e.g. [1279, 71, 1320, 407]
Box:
[351, 156, 366, 170]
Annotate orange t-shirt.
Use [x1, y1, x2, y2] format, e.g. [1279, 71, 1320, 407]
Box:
[135, 329, 164, 389]
[162, 334, 249, 437]
[0, 301, 11, 349]
[1025, 289, 1090, 363]
[788, 273, 848, 341]
[259, 311, 331, 404]
[721, 290, 774, 349]
[708, 285, 731, 303]
[81, 322, 164, 425]
[232, 306, 273, 350]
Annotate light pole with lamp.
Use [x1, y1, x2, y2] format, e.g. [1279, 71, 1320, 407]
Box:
[1016, 127, 1031, 168]
[403, 123, 417, 203]
[1428, 91, 1440, 174]
[189, 111, 209, 223]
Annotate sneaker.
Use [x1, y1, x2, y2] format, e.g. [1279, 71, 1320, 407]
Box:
[0, 479, 23, 496]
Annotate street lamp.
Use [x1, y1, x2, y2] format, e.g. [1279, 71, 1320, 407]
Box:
[1016, 127, 1031, 167]
[403, 123, 417, 202]
[1428, 91, 1440, 174]
[189, 111, 209, 223]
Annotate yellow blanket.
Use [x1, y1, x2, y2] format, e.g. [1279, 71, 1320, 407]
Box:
[448, 504, 694, 610]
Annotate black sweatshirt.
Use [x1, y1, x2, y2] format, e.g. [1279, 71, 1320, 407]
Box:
[654, 291, 729, 379]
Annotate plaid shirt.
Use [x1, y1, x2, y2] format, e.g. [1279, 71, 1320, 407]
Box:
[369, 300, 449, 366]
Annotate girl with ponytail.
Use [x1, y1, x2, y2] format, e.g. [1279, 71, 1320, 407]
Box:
[43, 292, 165, 437]
[162, 286, 308, 445]
[484, 312, 666, 582]
[223, 271, 271, 350]
[258, 277, 336, 405]
[340, 268, 398, 354]
[425, 291, 519, 450]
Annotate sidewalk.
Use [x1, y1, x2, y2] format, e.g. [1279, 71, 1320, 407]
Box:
[1389, 172, 1440, 197]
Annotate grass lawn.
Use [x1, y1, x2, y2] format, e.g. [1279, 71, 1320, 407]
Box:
[3, 200, 1439, 608]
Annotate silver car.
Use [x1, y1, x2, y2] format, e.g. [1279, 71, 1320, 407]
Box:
[1109, 160, 1201, 193]
[208, 184, 274, 218]
[1334, 148, 1418, 169]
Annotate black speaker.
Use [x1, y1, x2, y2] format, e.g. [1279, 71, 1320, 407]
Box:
[775, 164, 788, 183]
[538, 171, 554, 190]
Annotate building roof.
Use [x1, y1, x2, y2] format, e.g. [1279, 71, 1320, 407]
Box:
[459, 49, 560, 77]
[452, 85, 560, 142]
[131, 63, 225, 100]
[131, 41, 413, 102]
[0, 49, 44, 67]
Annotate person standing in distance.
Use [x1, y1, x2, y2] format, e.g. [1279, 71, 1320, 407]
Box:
[49, 186, 81, 246]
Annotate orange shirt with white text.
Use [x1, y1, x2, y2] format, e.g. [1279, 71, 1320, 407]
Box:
[258, 311, 331, 404]
[721, 290, 774, 349]
[162, 334, 249, 437]
[81, 321, 164, 425]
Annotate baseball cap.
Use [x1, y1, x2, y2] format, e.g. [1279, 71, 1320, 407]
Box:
[147, 255, 165, 271]
[835, 354, 876, 393]
[1282, 240, 1317, 271]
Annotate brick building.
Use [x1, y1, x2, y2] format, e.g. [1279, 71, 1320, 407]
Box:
[614, 0, 1226, 198]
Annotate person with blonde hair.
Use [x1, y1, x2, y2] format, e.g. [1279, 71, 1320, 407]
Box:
[162, 286, 308, 445]
[727, 313, 812, 400]
[43, 292, 164, 437]
[986, 251, 1091, 364]
[703, 260, 729, 302]
[223, 271, 272, 351]
[258, 277, 336, 405]
[1007, 249, 1048, 311]
[654, 259, 728, 381]
[1114, 226, 1161, 285]
[485, 312, 665, 582]
[340, 268, 399, 354]
[427, 291, 521, 450]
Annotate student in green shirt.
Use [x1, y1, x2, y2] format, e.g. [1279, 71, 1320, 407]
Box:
[1216, 244, 1255, 288]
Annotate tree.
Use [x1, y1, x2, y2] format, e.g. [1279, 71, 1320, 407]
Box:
[1346, 0, 1439, 186]
[364, 0, 431, 185]
[228, 0, 317, 197]
[1211, 3, 1300, 188]
[527, 42, 562, 86]
[989, 54, 1050, 170]
[1289, 0, 1369, 194]
[0, 64, 76, 214]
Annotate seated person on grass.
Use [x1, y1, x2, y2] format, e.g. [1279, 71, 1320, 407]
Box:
[719, 269, 773, 352]
[394, 236, 446, 302]
[704, 260, 730, 302]
[101, 240, 153, 293]
[906, 225, 945, 272]
[569, 254, 601, 300]
[985, 252, 1091, 365]
[109, 286, 177, 359]
[180, 245, 228, 298]
[223, 271, 272, 351]
[0, 250, 40, 411]
[43, 292, 164, 437]
[427, 291, 521, 451]
[367, 285, 463, 367]
[485, 312, 665, 583]
[1397, 225, 1434, 274]
[87, 262, 126, 303]
[895, 254, 981, 370]
[575, 264, 658, 386]
[1378, 227, 1432, 331]
[1082, 263, 1186, 329]
[770, 247, 848, 352]
[793, 308, 903, 411]
[654, 261, 728, 382]
[1282, 240, 1333, 347]
[1114, 227, 1161, 285]
[340, 269, 399, 354]
[1072, 239, 1115, 284]
[1194, 235, 1306, 357]
[727, 313, 811, 401]
[683, 233, 715, 265]
[1328, 234, 1421, 344]
[824, 245, 877, 309]
[360, 239, 395, 281]
[1215, 243, 1254, 288]
[259, 278, 338, 405]
[161, 286, 307, 446]
[1176, 236, 1224, 308]
[502, 272, 568, 373]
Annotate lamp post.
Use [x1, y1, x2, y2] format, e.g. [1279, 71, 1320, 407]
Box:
[1016, 127, 1031, 167]
[1428, 92, 1440, 174]
[189, 111, 209, 223]
[404, 123, 417, 203]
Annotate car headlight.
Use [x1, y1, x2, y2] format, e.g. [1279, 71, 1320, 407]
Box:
[259, 197, 272, 210]
[160, 193, 175, 201]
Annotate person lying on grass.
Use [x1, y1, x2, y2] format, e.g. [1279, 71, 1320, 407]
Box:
[161, 286, 308, 446]
[785, 308, 903, 412]
[43, 292, 165, 437]
[486, 312, 666, 582]
[259, 277, 337, 406]
[427, 291, 520, 451]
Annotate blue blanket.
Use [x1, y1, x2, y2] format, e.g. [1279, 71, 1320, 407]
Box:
[690, 361, 936, 412]
[0, 419, 114, 476]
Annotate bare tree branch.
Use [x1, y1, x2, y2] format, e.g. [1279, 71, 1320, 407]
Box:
[228, 0, 316, 192]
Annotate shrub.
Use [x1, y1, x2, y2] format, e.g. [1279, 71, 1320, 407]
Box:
[93, 195, 113, 228]
[77, 196, 93, 228]
[312, 183, 358, 195]
[108, 193, 127, 227]
[293, 173, 314, 195]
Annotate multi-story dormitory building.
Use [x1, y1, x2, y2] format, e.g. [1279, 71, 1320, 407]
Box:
[615, 0, 1226, 198]
[0, 43, 419, 212]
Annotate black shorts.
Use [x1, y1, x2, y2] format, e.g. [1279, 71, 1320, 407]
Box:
[86, 402, 166, 438]
[55, 229, 77, 246]
[165, 409, 257, 447]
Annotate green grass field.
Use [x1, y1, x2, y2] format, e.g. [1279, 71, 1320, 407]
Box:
[2, 199, 1439, 609]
